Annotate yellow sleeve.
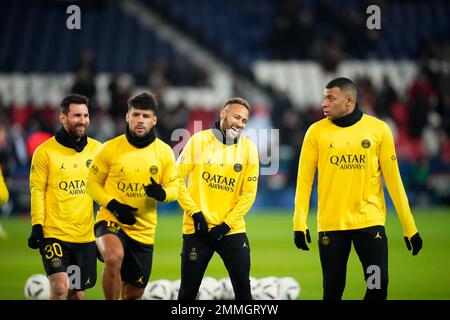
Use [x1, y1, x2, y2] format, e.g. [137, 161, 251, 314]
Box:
[160, 145, 178, 203]
[29, 147, 48, 226]
[379, 124, 418, 238]
[293, 127, 318, 232]
[176, 136, 201, 216]
[0, 171, 9, 205]
[223, 141, 259, 229]
[86, 144, 114, 207]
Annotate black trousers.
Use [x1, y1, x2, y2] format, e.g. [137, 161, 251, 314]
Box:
[318, 225, 388, 300]
[178, 233, 252, 300]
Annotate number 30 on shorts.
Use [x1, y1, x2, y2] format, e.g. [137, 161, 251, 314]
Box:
[44, 243, 63, 259]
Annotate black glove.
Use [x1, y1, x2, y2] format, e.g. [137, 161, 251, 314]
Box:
[192, 212, 208, 239]
[208, 223, 231, 242]
[28, 224, 44, 249]
[106, 199, 138, 225]
[144, 177, 166, 201]
[404, 232, 423, 256]
[294, 230, 311, 251]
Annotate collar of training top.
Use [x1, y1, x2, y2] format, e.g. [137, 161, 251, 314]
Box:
[55, 126, 88, 152]
[332, 103, 363, 127]
[212, 120, 239, 145]
[125, 126, 156, 148]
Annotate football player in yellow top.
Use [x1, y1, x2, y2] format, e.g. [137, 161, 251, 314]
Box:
[177, 97, 259, 300]
[293, 77, 423, 300]
[28, 94, 101, 300]
[86, 91, 178, 300]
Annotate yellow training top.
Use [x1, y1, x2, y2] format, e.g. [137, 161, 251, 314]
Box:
[293, 114, 418, 237]
[177, 129, 259, 235]
[30, 136, 102, 242]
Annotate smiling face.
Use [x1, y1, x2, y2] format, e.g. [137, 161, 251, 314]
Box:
[60, 103, 89, 139]
[322, 86, 355, 120]
[126, 107, 157, 137]
[219, 103, 249, 139]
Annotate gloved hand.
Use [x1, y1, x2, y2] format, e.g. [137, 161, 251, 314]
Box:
[27, 224, 44, 249]
[192, 212, 208, 239]
[404, 232, 423, 256]
[208, 223, 231, 242]
[144, 177, 166, 201]
[294, 229, 311, 251]
[106, 199, 138, 225]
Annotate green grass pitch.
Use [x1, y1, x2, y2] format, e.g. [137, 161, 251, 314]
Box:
[1, 208, 449, 300]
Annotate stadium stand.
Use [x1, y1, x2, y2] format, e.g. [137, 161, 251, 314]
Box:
[0, 0, 449, 215]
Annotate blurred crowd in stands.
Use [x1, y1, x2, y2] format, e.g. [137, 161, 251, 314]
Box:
[1, 46, 449, 213]
[0, 0, 449, 215]
[270, 0, 449, 62]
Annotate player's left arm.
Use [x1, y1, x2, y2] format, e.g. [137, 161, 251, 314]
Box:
[379, 123, 418, 238]
[159, 145, 178, 203]
[223, 142, 259, 229]
[0, 170, 9, 205]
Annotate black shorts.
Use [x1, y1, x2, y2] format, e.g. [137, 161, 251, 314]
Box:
[94, 220, 153, 288]
[39, 238, 97, 290]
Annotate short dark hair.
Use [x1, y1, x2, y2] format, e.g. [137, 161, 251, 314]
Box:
[127, 91, 158, 111]
[325, 77, 357, 98]
[223, 97, 251, 111]
[61, 94, 89, 114]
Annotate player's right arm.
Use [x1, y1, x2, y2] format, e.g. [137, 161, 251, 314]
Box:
[293, 126, 318, 232]
[176, 135, 201, 216]
[28, 146, 47, 249]
[29, 146, 48, 226]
